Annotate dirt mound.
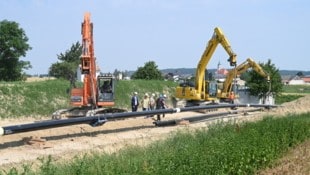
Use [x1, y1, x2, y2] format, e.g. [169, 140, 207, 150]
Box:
[269, 94, 310, 115]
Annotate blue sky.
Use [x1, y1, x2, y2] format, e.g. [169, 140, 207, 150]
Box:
[1, 0, 309, 75]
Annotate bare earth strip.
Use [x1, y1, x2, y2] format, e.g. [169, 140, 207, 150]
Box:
[0, 95, 310, 173]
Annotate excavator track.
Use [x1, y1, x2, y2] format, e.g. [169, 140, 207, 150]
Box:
[52, 107, 127, 119]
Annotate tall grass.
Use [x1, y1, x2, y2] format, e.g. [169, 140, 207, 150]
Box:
[0, 79, 177, 118]
[4, 113, 309, 175]
[0, 79, 70, 118]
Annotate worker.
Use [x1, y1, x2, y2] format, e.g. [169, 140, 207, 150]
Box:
[141, 93, 150, 111]
[149, 93, 156, 111]
[131, 92, 139, 112]
[229, 91, 237, 110]
[229, 91, 235, 104]
[101, 81, 112, 93]
[155, 94, 167, 121]
[147, 93, 156, 118]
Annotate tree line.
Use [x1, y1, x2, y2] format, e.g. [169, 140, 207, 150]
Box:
[0, 19, 283, 99]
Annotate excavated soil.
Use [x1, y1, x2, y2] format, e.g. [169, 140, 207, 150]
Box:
[0, 95, 310, 173]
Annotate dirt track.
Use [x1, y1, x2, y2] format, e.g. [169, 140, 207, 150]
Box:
[1, 95, 310, 172]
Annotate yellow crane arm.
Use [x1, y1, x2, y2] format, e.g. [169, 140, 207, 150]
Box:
[194, 27, 237, 97]
[220, 58, 270, 98]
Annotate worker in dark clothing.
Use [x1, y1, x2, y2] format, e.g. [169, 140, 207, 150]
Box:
[131, 92, 139, 112]
[155, 94, 167, 121]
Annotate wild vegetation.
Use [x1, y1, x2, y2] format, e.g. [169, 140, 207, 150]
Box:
[0, 79, 308, 118]
[2, 113, 309, 175]
[0, 79, 69, 118]
[0, 79, 177, 118]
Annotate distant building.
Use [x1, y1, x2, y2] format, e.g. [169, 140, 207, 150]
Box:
[301, 76, 310, 84]
[282, 75, 310, 85]
[216, 68, 228, 76]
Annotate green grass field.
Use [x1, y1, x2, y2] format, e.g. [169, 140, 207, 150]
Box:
[282, 84, 310, 94]
[3, 113, 309, 175]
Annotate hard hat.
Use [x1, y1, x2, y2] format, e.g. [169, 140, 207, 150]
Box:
[163, 94, 167, 98]
[134, 92, 138, 95]
[145, 93, 149, 97]
[152, 93, 155, 97]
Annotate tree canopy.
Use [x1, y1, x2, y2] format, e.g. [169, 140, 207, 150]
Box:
[48, 42, 82, 87]
[131, 61, 163, 80]
[245, 59, 283, 99]
[0, 20, 32, 81]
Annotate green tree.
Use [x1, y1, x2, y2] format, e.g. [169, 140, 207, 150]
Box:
[296, 71, 304, 77]
[49, 42, 82, 87]
[245, 59, 283, 100]
[131, 61, 163, 80]
[0, 20, 32, 81]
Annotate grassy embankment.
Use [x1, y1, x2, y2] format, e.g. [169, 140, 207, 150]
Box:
[0, 79, 308, 118]
[3, 113, 310, 175]
[0, 79, 177, 118]
[1, 80, 309, 174]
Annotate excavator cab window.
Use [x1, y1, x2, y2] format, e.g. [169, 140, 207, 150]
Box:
[208, 81, 218, 97]
[98, 76, 114, 102]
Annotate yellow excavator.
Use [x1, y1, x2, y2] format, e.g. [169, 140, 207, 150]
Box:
[175, 27, 237, 105]
[217, 58, 270, 102]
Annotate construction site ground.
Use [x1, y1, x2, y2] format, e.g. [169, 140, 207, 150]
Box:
[0, 95, 310, 174]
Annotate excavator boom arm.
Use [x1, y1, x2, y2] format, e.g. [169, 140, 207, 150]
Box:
[195, 27, 237, 96]
[221, 58, 270, 98]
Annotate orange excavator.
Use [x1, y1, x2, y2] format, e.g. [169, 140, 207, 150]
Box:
[53, 12, 125, 119]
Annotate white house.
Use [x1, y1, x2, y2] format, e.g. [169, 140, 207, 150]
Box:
[287, 75, 306, 85]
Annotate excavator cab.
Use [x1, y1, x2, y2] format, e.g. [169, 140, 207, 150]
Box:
[97, 74, 115, 107]
[207, 81, 218, 98]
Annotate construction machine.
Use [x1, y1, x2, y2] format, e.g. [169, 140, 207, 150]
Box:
[175, 27, 237, 105]
[53, 12, 125, 119]
[217, 58, 270, 102]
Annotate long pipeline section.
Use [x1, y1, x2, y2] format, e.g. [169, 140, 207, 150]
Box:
[0, 104, 278, 136]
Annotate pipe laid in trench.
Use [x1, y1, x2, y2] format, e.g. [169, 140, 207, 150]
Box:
[0, 103, 277, 136]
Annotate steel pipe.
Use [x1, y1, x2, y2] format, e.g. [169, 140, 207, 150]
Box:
[0, 103, 277, 136]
